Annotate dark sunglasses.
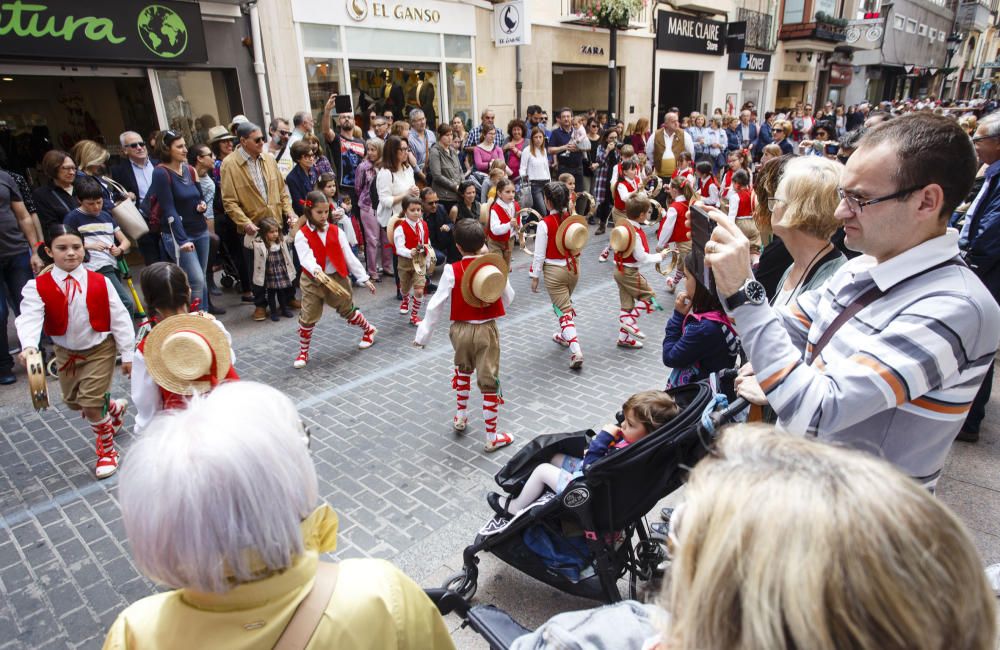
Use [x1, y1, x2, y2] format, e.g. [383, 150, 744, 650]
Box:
[252, 136, 265, 143]
[126, 142, 146, 149]
[279, 130, 292, 137]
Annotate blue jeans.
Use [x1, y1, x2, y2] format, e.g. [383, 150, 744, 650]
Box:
[0, 252, 33, 372]
[163, 230, 210, 309]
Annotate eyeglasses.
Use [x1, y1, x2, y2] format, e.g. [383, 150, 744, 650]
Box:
[301, 153, 316, 159]
[399, 146, 410, 152]
[279, 130, 292, 137]
[126, 142, 146, 149]
[767, 197, 786, 211]
[252, 136, 264, 143]
[426, 201, 438, 205]
[972, 133, 1000, 143]
[773, 128, 784, 133]
[837, 185, 924, 214]
[197, 152, 214, 158]
[59, 164, 77, 172]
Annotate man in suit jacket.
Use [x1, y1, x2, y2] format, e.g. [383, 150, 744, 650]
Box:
[111, 130, 162, 264]
[417, 72, 436, 127]
[752, 112, 775, 161]
[957, 113, 1000, 442]
[734, 110, 758, 150]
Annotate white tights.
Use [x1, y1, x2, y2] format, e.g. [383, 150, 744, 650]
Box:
[507, 453, 571, 513]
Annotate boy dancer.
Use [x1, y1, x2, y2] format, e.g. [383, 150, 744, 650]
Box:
[415, 220, 515, 452]
[392, 197, 435, 326]
[610, 192, 665, 348]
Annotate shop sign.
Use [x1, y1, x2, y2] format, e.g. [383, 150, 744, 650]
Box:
[728, 51, 770, 72]
[0, 0, 207, 63]
[346, 0, 440, 24]
[830, 63, 853, 85]
[493, 0, 530, 47]
[580, 45, 605, 55]
[727, 21, 746, 54]
[656, 10, 727, 55]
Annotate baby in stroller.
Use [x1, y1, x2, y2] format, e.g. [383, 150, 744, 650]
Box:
[483, 390, 679, 534]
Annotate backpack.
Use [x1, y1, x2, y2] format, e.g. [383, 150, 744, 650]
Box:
[368, 167, 380, 212]
[148, 164, 198, 234]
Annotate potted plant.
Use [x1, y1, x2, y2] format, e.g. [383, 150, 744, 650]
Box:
[576, 0, 647, 29]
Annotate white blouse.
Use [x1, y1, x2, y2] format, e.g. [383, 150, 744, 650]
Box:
[376, 165, 416, 226]
[519, 148, 552, 182]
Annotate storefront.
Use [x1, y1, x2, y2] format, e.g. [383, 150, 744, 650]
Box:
[653, 10, 732, 123]
[729, 52, 772, 111]
[0, 0, 261, 179]
[284, 0, 476, 132]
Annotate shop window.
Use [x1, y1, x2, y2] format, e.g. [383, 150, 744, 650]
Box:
[918, 23, 927, 36]
[301, 23, 342, 52]
[444, 35, 472, 59]
[892, 14, 905, 30]
[929, 27, 937, 40]
[905, 19, 917, 34]
[446, 63, 473, 126]
[345, 27, 441, 57]
[782, 0, 804, 24]
[304, 58, 345, 124]
[157, 70, 233, 147]
[939, 31, 945, 42]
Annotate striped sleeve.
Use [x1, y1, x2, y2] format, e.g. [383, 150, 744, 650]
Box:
[732, 293, 993, 436]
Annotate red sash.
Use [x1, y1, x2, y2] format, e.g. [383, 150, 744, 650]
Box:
[36, 270, 111, 336]
[302, 225, 348, 278]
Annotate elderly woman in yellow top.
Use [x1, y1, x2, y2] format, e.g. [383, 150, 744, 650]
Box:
[103, 381, 454, 650]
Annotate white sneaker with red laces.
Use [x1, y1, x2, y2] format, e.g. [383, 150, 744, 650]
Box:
[108, 399, 128, 432]
[453, 415, 468, 432]
[359, 327, 377, 349]
[552, 332, 570, 347]
[617, 336, 644, 349]
[94, 421, 119, 479]
[484, 432, 514, 453]
[569, 353, 584, 370]
[409, 315, 422, 327]
[293, 352, 309, 369]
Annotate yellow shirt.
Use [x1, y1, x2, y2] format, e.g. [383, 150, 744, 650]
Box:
[101, 554, 455, 650]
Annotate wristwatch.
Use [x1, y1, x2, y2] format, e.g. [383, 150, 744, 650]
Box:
[724, 278, 766, 311]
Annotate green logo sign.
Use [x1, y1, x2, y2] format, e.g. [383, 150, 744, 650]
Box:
[137, 4, 188, 58]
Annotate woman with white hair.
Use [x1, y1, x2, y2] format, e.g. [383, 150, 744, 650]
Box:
[104, 381, 454, 649]
[512, 424, 999, 650]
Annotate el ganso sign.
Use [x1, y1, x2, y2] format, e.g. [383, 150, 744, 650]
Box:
[0, 0, 208, 64]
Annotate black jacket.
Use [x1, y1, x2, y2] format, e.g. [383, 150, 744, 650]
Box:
[110, 157, 159, 202]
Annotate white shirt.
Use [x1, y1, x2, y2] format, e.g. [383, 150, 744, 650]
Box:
[529, 216, 566, 277]
[393, 218, 431, 270]
[490, 200, 515, 238]
[699, 177, 721, 207]
[657, 197, 686, 249]
[131, 316, 233, 433]
[620, 219, 664, 269]
[376, 166, 416, 226]
[294, 224, 369, 283]
[644, 130, 695, 173]
[519, 147, 552, 182]
[16, 265, 134, 362]
[414, 258, 515, 346]
[131, 159, 154, 202]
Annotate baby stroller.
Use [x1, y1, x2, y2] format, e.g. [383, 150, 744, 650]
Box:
[213, 234, 243, 292]
[440, 382, 722, 606]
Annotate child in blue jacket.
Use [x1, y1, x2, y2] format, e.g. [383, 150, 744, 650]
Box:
[662, 252, 739, 388]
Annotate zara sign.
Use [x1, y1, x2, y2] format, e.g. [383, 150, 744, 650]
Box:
[656, 10, 727, 55]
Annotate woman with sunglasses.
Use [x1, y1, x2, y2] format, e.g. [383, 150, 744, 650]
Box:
[150, 130, 217, 314]
[771, 119, 795, 156]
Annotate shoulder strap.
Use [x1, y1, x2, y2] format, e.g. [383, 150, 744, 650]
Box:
[273, 562, 339, 650]
[810, 258, 964, 361]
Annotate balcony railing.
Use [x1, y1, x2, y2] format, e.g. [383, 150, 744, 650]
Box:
[779, 21, 848, 43]
[560, 0, 652, 29]
[737, 7, 775, 50]
[958, 0, 995, 31]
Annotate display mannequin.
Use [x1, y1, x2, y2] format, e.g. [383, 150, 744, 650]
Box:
[417, 71, 436, 127]
[383, 69, 404, 121]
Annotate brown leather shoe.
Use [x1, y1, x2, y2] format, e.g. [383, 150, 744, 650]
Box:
[253, 307, 267, 321]
[288, 298, 302, 310]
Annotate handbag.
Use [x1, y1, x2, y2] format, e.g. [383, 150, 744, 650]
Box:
[103, 177, 149, 241]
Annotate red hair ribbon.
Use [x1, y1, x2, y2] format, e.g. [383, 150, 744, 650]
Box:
[299, 199, 313, 209]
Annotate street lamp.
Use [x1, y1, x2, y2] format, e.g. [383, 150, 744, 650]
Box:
[946, 32, 964, 100]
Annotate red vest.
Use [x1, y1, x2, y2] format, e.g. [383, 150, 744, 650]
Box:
[616, 224, 651, 265]
[487, 201, 519, 243]
[660, 200, 691, 244]
[543, 214, 572, 261]
[450, 258, 506, 321]
[36, 270, 111, 337]
[401, 219, 429, 249]
[699, 176, 719, 199]
[722, 169, 733, 194]
[613, 176, 639, 211]
[137, 330, 240, 411]
[301, 225, 348, 279]
[734, 188, 753, 218]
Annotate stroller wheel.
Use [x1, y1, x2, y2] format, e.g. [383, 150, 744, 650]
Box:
[442, 569, 478, 601]
[220, 276, 236, 289]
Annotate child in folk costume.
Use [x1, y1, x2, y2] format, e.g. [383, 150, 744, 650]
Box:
[251, 217, 296, 322]
[132, 262, 238, 433]
[392, 196, 436, 326]
[414, 220, 516, 452]
[721, 150, 750, 197]
[293, 191, 377, 368]
[725, 169, 762, 263]
[529, 181, 590, 370]
[486, 177, 518, 269]
[15, 225, 133, 479]
[598, 160, 641, 264]
[657, 176, 695, 293]
[609, 192, 667, 349]
[671, 152, 695, 184]
[694, 160, 720, 207]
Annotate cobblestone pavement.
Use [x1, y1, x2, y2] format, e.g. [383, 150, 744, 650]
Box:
[1, 233, 998, 649]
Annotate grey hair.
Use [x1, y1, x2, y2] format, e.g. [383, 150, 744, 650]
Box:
[366, 137, 384, 159]
[236, 122, 261, 140]
[119, 381, 317, 593]
[979, 111, 1000, 138]
[293, 111, 311, 127]
[409, 108, 425, 121]
[119, 131, 142, 147]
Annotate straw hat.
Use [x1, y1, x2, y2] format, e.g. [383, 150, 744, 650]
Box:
[575, 192, 597, 218]
[386, 215, 403, 241]
[208, 125, 235, 144]
[555, 215, 589, 256]
[479, 202, 491, 226]
[460, 254, 509, 308]
[143, 314, 232, 396]
[610, 220, 637, 257]
[24, 348, 48, 411]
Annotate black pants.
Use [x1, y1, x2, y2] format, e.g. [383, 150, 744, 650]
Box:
[964, 361, 994, 433]
[217, 214, 251, 292]
[266, 287, 293, 314]
[136, 232, 164, 266]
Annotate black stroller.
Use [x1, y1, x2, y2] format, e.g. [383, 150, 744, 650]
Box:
[440, 382, 723, 606]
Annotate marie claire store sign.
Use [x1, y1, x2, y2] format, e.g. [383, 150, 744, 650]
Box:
[656, 10, 727, 55]
[293, 0, 475, 35]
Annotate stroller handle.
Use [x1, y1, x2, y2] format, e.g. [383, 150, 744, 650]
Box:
[710, 396, 748, 430]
